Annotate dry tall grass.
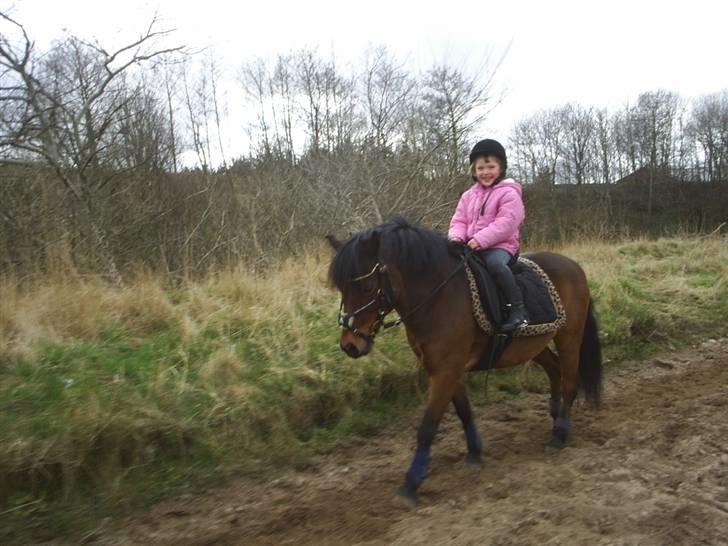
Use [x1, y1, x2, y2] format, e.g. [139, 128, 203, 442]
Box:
[1, 249, 332, 361]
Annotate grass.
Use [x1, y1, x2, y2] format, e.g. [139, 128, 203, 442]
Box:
[566, 236, 728, 359]
[1, 235, 727, 541]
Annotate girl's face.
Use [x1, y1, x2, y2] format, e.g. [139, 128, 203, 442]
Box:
[473, 156, 502, 187]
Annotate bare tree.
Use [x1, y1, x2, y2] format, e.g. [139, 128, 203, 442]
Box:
[512, 109, 564, 185]
[113, 75, 175, 173]
[611, 104, 640, 178]
[593, 108, 614, 184]
[295, 49, 325, 154]
[182, 59, 213, 173]
[207, 54, 228, 170]
[511, 104, 596, 208]
[294, 49, 360, 155]
[161, 59, 182, 172]
[633, 90, 681, 214]
[419, 63, 496, 177]
[0, 13, 183, 282]
[557, 103, 595, 186]
[239, 57, 274, 158]
[510, 116, 542, 184]
[271, 55, 297, 162]
[362, 46, 415, 150]
[689, 90, 728, 182]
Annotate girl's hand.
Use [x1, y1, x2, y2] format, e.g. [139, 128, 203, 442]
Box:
[467, 239, 479, 249]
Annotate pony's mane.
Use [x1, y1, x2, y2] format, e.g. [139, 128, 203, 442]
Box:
[328, 218, 452, 289]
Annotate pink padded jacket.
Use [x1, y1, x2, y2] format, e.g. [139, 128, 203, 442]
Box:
[447, 178, 525, 255]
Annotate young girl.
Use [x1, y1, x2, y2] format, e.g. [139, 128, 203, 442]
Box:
[448, 138, 528, 331]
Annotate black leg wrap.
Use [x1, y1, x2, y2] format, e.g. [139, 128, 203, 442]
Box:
[549, 398, 561, 420]
[453, 397, 482, 458]
[399, 414, 438, 503]
[550, 417, 569, 448]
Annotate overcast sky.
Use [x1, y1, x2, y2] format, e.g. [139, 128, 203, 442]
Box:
[5, 0, 727, 148]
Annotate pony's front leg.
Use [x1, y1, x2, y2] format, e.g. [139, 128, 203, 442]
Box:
[453, 382, 482, 464]
[399, 373, 459, 506]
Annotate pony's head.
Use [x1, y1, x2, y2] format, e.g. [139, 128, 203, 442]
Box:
[327, 218, 451, 358]
[327, 227, 385, 357]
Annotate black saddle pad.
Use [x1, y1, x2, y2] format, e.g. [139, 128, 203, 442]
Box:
[461, 248, 558, 327]
[511, 261, 559, 325]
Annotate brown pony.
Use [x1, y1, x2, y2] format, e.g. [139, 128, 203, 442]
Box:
[327, 218, 602, 506]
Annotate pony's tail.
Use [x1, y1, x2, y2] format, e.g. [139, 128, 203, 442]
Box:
[579, 300, 603, 408]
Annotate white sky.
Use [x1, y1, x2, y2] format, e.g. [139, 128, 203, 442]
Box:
[5, 0, 728, 148]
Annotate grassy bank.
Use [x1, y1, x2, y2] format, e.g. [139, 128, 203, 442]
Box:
[1, 236, 727, 538]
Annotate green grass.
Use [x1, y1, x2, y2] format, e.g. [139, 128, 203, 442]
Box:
[589, 237, 727, 359]
[1, 236, 727, 542]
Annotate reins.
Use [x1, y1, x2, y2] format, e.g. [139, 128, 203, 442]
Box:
[381, 256, 466, 330]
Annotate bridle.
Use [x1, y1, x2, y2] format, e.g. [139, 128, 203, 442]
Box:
[338, 256, 466, 342]
[338, 262, 397, 343]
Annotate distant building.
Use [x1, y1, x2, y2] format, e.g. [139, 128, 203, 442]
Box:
[614, 165, 706, 184]
[613, 166, 684, 185]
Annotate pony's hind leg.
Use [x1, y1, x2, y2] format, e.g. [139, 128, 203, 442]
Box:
[549, 337, 581, 449]
[452, 382, 482, 464]
[533, 346, 562, 421]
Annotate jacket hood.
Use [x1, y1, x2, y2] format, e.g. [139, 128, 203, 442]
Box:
[471, 177, 522, 197]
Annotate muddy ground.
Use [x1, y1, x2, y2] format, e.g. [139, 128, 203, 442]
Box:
[94, 338, 728, 545]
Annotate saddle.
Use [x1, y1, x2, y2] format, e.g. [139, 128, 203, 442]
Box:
[456, 247, 566, 371]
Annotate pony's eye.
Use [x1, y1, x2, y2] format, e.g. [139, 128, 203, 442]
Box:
[361, 280, 375, 293]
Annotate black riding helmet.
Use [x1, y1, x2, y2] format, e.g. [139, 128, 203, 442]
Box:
[469, 138, 507, 173]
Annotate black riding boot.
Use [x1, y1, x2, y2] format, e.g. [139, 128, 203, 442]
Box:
[498, 276, 529, 333]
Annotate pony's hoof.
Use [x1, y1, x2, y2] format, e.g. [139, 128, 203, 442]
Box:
[397, 484, 418, 508]
[465, 452, 482, 465]
[547, 435, 567, 449]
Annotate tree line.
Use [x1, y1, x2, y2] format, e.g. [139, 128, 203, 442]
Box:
[511, 91, 728, 186]
[1, 14, 726, 281]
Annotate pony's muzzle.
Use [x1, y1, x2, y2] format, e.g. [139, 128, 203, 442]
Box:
[339, 331, 372, 358]
[340, 341, 363, 358]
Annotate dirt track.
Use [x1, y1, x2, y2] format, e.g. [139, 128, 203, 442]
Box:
[99, 338, 728, 546]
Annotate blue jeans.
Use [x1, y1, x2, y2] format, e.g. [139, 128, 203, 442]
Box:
[478, 248, 522, 304]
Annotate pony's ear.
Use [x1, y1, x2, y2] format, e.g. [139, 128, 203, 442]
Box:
[366, 229, 380, 247]
[325, 234, 342, 250]
[361, 229, 380, 253]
